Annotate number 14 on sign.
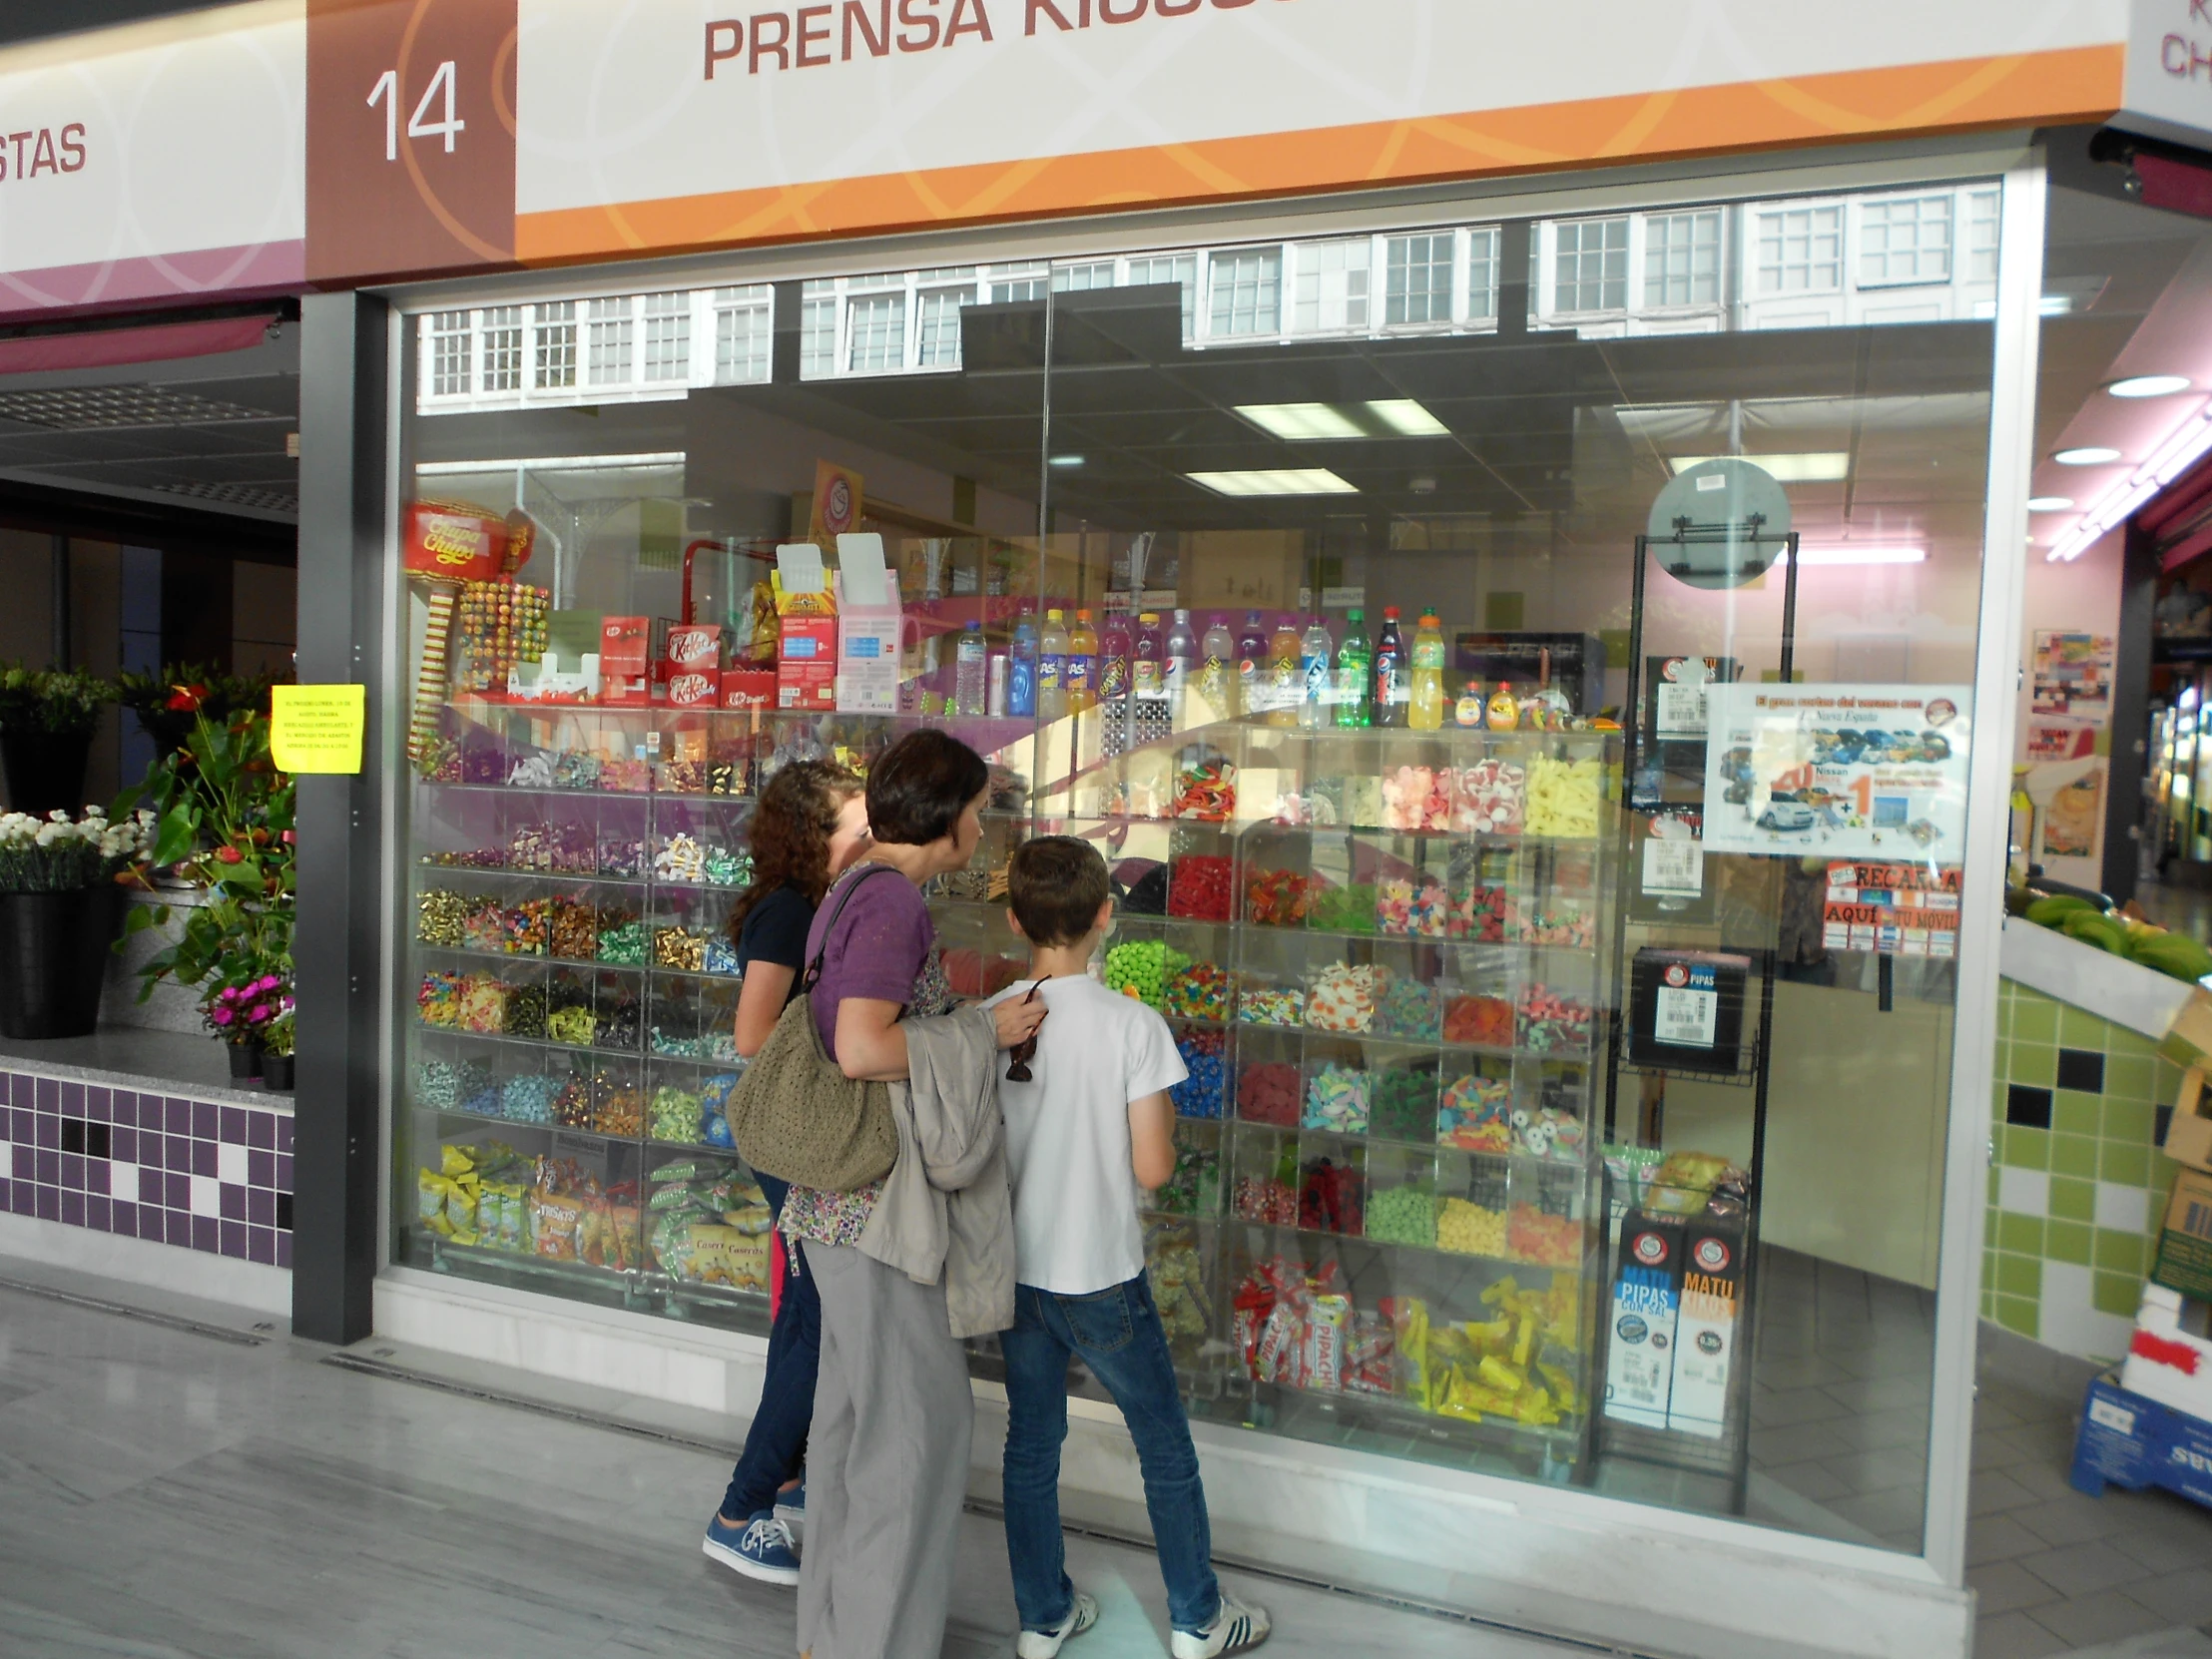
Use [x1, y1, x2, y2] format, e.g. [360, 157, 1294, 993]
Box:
[367, 62, 464, 162]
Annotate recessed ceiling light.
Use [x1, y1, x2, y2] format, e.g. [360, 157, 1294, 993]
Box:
[1366, 399, 1449, 436]
[1667, 452, 1851, 482]
[1047, 454, 1085, 467]
[2026, 496, 2074, 511]
[1236, 403, 1366, 441]
[2053, 447, 2122, 465]
[1186, 468, 1359, 497]
[1778, 545, 1928, 567]
[2108, 375, 2193, 399]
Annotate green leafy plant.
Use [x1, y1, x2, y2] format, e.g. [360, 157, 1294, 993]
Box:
[119, 707, 296, 1026]
[0, 808, 154, 893]
[0, 665, 114, 738]
[261, 1007, 294, 1058]
[114, 665, 282, 758]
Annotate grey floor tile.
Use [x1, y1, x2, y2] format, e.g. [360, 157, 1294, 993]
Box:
[2111, 1519, 2212, 1574]
[1971, 1470, 2044, 1516]
[1968, 1559, 2065, 1617]
[2025, 1590, 2172, 1648]
[2126, 1568, 2212, 1627]
[1969, 1512, 2056, 1567]
[1763, 1458, 1854, 1504]
[1749, 1384, 1857, 1428]
[1818, 1444, 1929, 1496]
[2013, 1491, 2140, 1549]
[1974, 1610, 2075, 1658]
[2016, 1539, 2156, 1599]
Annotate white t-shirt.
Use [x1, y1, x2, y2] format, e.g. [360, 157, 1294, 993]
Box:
[985, 974, 1187, 1296]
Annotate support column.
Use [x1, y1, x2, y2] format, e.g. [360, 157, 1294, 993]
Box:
[290, 290, 388, 1346]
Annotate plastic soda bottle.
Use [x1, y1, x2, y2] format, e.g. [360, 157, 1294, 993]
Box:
[1038, 607, 1069, 723]
[1410, 609, 1446, 731]
[1133, 611, 1170, 745]
[1007, 608, 1038, 719]
[1334, 609, 1372, 729]
[954, 621, 988, 718]
[1164, 608, 1196, 720]
[1373, 605, 1407, 728]
[1235, 611, 1269, 719]
[1298, 616, 1334, 729]
[1197, 612, 1235, 721]
[1270, 615, 1305, 727]
[1066, 608, 1099, 715]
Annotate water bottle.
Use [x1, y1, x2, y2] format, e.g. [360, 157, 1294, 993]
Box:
[1038, 607, 1070, 724]
[1334, 609, 1372, 729]
[1007, 608, 1038, 720]
[1373, 605, 1408, 729]
[1298, 616, 1334, 729]
[1197, 612, 1235, 722]
[1235, 610, 1269, 720]
[954, 620, 988, 718]
[1164, 608, 1196, 722]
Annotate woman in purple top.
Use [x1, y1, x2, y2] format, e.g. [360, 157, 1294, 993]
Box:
[787, 730, 1045, 1659]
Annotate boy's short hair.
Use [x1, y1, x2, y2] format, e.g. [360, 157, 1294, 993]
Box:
[1007, 835, 1111, 948]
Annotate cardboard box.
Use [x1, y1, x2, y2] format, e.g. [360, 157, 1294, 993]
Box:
[1602, 1211, 1683, 1432]
[2119, 1283, 2212, 1424]
[722, 670, 777, 710]
[599, 616, 651, 705]
[2162, 986, 2212, 1071]
[2069, 1374, 2212, 1509]
[2153, 1165, 2212, 1304]
[2167, 1067, 2212, 1174]
[1667, 1222, 1744, 1439]
[833, 534, 901, 715]
[773, 545, 837, 713]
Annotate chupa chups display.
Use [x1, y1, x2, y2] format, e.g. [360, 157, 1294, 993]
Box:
[403, 500, 522, 584]
[455, 582, 551, 693]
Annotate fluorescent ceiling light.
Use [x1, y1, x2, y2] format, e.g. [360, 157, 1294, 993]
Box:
[1236, 402, 1366, 441]
[2053, 446, 2122, 465]
[1047, 454, 1085, 467]
[1187, 468, 1359, 497]
[2109, 375, 2193, 399]
[1235, 400, 1448, 441]
[2047, 395, 2212, 562]
[1667, 452, 1850, 482]
[2026, 496, 2074, 511]
[414, 452, 685, 474]
[1779, 545, 1927, 567]
[1366, 399, 1449, 436]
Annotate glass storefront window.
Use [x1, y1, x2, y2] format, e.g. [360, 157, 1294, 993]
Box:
[389, 169, 2004, 1559]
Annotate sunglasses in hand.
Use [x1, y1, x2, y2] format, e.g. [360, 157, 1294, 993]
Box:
[1005, 976, 1049, 1082]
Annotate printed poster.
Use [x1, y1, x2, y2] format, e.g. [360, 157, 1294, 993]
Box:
[2031, 632, 2115, 720]
[2024, 720, 2097, 763]
[1701, 683, 1971, 859]
[1822, 862, 1961, 958]
[2040, 767, 2105, 860]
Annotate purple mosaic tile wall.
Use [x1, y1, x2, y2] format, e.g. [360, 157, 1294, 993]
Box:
[0, 1071, 293, 1267]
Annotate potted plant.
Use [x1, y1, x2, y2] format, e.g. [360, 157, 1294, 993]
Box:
[260, 1005, 295, 1091]
[122, 705, 296, 1061]
[0, 807, 156, 1038]
[114, 666, 280, 762]
[0, 665, 115, 817]
[206, 970, 286, 1080]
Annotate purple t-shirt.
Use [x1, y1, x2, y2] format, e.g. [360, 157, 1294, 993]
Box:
[805, 864, 935, 1058]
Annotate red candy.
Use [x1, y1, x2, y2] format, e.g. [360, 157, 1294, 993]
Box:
[1238, 1061, 1302, 1126]
[1299, 1158, 1365, 1236]
[1442, 994, 1514, 1047]
[1245, 867, 1312, 927]
[1168, 853, 1235, 921]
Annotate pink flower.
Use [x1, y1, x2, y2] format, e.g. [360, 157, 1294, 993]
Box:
[248, 1004, 271, 1023]
[254, 975, 281, 994]
[211, 1007, 234, 1026]
[219, 986, 242, 1003]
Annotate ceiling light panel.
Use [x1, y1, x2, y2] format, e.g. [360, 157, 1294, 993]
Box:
[1366, 399, 1449, 436]
[1667, 452, 1851, 482]
[2109, 375, 2193, 399]
[2053, 447, 2122, 466]
[1781, 545, 1927, 567]
[2026, 496, 2074, 511]
[1236, 402, 1366, 441]
[1187, 468, 1359, 497]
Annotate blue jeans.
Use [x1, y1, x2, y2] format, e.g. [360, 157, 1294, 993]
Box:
[999, 1275, 1220, 1634]
[719, 1174, 819, 1519]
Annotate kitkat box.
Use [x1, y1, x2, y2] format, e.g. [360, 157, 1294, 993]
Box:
[601, 616, 651, 705]
[662, 624, 723, 707]
[722, 670, 777, 710]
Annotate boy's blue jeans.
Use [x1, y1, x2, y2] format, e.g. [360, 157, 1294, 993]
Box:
[999, 1274, 1221, 1634]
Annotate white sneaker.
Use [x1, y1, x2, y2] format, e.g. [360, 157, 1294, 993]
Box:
[1170, 1592, 1271, 1659]
[1015, 1589, 1098, 1658]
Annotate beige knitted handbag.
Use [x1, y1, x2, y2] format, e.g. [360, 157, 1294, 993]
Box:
[727, 866, 901, 1192]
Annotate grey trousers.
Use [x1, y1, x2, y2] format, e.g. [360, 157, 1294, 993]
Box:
[799, 1240, 975, 1659]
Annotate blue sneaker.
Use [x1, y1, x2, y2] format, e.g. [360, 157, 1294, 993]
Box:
[702, 1507, 801, 1586]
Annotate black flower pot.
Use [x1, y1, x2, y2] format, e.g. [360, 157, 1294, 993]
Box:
[261, 1052, 293, 1091]
[0, 884, 124, 1040]
[227, 1039, 264, 1082]
[0, 728, 93, 819]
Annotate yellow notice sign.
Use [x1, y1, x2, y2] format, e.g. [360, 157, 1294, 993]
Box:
[271, 684, 366, 775]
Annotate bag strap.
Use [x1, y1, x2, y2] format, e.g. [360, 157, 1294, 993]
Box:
[802, 862, 899, 993]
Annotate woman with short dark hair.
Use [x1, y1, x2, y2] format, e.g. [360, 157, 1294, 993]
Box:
[786, 728, 1045, 1659]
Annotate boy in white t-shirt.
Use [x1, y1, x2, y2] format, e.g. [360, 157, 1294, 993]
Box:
[985, 836, 1272, 1659]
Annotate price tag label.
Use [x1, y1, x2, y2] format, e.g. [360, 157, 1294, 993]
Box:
[1642, 836, 1703, 897]
[1653, 962, 1719, 1048]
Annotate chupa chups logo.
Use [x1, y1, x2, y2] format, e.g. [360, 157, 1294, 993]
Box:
[1693, 1236, 1732, 1274]
[1632, 1230, 1669, 1266]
